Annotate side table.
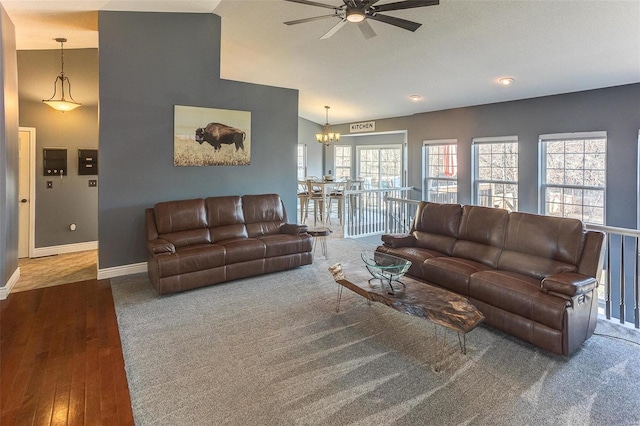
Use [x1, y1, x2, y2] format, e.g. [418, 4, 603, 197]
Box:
[307, 227, 331, 259]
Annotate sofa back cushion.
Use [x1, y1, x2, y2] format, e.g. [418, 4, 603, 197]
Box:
[452, 205, 509, 268]
[412, 202, 462, 255]
[242, 194, 286, 237]
[206, 196, 248, 242]
[154, 198, 210, 248]
[497, 212, 584, 279]
[505, 212, 585, 264]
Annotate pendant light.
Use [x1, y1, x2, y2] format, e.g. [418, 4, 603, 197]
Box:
[42, 38, 81, 112]
[316, 106, 340, 146]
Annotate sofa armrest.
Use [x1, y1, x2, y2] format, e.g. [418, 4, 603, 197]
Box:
[147, 239, 175, 255]
[381, 233, 416, 248]
[280, 223, 308, 235]
[541, 272, 597, 297]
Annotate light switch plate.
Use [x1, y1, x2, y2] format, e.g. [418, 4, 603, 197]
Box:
[88, 180, 97, 187]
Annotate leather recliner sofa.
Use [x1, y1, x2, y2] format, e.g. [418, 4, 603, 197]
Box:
[378, 202, 606, 356]
[146, 193, 313, 295]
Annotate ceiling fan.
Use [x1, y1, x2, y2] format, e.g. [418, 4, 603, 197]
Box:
[284, 0, 439, 39]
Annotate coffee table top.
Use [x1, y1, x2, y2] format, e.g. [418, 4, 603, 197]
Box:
[329, 262, 484, 334]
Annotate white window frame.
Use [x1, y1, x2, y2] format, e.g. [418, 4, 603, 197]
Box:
[422, 139, 458, 203]
[472, 136, 519, 211]
[539, 131, 607, 225]
[297, 144, 306, 180]
[333, 145, 352, 181]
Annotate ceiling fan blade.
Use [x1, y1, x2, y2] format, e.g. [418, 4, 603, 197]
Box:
[320, 19, 348, 39]
[284, 0, 340, 10]
[284, 14, 338, 25]
[358, 20, 377, 39]
[373, 0, 439, 12]
[368, 13, 422, 31]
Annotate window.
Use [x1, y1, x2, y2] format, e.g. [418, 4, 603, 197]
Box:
[540, 132, 606, 225]
[423, 140, 457, 203]
[297, 144, 306, 180]
[473, 136, 518, 211]
[334, 145, 352, 180]
[357, 145, 403, 189]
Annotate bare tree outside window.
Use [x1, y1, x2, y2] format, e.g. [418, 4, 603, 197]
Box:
[334, 146, 352, 180]
[424, 142, 457, 203]
[358, 146, 402, 189]
[541, 135, 606, 224]
[473, 139, 518, 211]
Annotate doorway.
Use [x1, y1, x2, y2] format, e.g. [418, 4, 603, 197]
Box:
[18, 127, 36, 259]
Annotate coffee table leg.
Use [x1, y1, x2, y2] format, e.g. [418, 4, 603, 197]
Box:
[457, 332, 467, 354]
[335, 285, 343, 312]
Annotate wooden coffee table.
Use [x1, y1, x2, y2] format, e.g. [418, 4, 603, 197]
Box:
[328, 262, 484, 355]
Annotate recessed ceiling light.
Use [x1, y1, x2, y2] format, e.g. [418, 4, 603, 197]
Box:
[499, 77, 514, 86]
[409, 94, 423, 102]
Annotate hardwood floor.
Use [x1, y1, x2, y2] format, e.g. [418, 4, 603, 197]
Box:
[14, 251, 97, 293]
[0, 279, 134, 425]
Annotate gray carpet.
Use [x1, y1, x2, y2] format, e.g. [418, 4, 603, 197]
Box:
[111, 237, 640, 425]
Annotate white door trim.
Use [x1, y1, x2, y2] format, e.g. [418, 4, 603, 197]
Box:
[19, 127, 36, 258]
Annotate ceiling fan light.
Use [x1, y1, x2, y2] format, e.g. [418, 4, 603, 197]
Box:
[346, 9, 366, 23]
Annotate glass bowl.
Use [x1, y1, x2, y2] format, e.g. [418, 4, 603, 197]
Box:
[361, 250, 412, 294]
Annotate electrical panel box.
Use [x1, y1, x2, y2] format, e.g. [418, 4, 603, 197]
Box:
[43, 148, 67, 176]
[78, 149, 98, 175]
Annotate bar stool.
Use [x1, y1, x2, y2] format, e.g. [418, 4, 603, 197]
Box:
[297, 180, 309, 223]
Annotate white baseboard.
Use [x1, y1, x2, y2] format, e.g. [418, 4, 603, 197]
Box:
[98, 262, 147, 280]
[1, 267, 21, 300]
[32, 241, 98, 258]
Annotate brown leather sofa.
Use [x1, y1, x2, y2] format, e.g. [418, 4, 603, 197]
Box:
[378, 202, 606, 355]
[146, 193, 313, 295]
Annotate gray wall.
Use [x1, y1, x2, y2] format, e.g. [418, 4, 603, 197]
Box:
[331, 84, 640, 229]
[98, 11, 299, 269]
[1, 4, 18, 287]
[298, 117, 323, 178]
[18, 49, 99, 247]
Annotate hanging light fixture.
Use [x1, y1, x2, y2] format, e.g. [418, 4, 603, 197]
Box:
[42, 38, 81, 112]
[316, 106, 340, 146]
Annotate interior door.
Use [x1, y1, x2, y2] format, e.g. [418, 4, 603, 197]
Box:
[18, 129, 32, 258]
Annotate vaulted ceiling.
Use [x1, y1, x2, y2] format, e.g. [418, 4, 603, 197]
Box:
[3, 0, 639, 124]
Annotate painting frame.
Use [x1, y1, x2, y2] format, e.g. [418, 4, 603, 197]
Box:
[174, 105, 251, 166]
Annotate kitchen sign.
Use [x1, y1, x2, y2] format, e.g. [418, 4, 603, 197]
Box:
[350, 121, 375, 133]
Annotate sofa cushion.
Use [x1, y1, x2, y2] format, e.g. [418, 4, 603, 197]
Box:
[411, 202, 462, 255]
[154, 198, 210, 248]
[242, 194, 287, 237]
[158, 228, 212, 249]
[504, 212, 585, 265]
[258, 234, 313, 257]
[469, 270, 569, 330]
[498, 250, 576, 281]
[376, 246, 446, 278]
[452, 205, 509, 268]
[156, 244, 225, 277]
[154, 198, 208, 234]
[452, 240, 503, 269]
[423, 257, 493, 295]
[206, 196, 248, 242]
[218, 238, 266, 264]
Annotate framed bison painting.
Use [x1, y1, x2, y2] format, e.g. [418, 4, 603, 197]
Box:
[174, 105, 251, 166]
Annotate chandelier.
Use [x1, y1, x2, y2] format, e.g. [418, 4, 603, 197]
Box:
[316, 106, 340, 146]
[42, 38, 81, 112]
